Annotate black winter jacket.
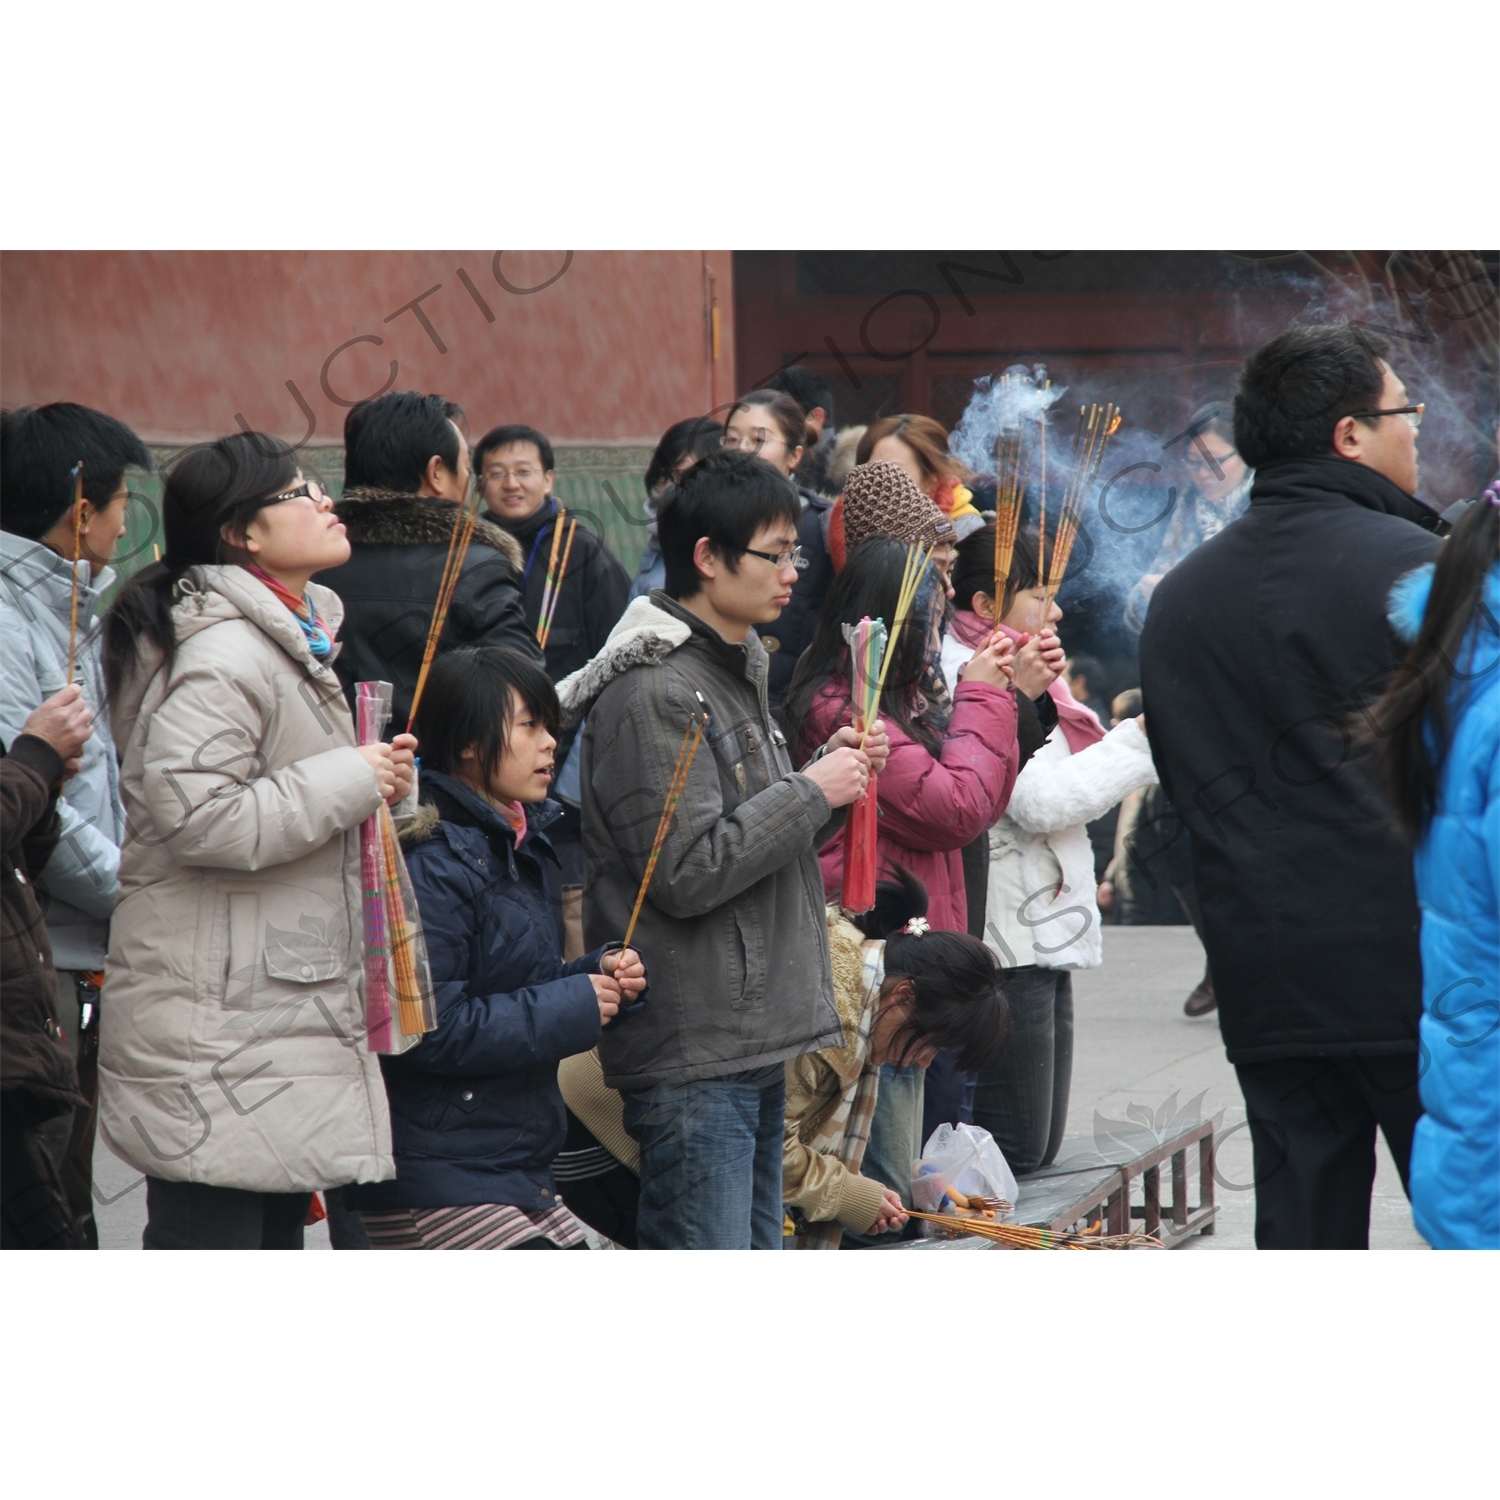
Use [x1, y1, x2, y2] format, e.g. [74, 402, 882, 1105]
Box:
[756, 491, 834, 714]
[344, 771, 605, 1212]
[315, 488, 542, 730]
[1, 735, 84, 1124]
[492, 499, 630, 772]
[1139, 456, 1444, 1062]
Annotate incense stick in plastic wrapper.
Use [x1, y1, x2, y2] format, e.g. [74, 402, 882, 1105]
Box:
[840, 617, 885, 915]
[355, 681, 436, 1053]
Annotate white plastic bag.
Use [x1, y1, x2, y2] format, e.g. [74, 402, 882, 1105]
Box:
[911, 1122, 1019, 1230]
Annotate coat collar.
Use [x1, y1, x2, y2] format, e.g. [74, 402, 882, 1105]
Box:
[0, 529, 116, 623]
[335, 487, 524, 570]
[418, 767, 562, 877]
[648, 588, 770, 687]
[1250, 455, 1448, 535]
[174, 565, 344, 677]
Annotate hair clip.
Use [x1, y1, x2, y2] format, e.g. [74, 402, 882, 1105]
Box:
[903, 917, 931, 937]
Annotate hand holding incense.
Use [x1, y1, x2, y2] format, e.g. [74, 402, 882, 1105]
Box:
[622, 713, 708, 951]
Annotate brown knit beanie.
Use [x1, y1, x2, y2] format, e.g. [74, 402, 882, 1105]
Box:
[835, 460, 955, 571]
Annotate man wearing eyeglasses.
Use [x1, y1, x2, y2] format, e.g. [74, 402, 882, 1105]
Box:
[1138, 325, 1446, 1249]
[474, 422, 629, 960]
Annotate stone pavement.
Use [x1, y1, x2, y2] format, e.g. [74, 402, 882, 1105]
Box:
[88, 924, 1428, 1250]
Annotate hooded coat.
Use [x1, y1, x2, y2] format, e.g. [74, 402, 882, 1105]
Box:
[1388, 560, 1500, 1250]
[344, 770, 606, 1213]
[559, 591, 846, 1091]
[98, 567, 395, 1192]
[314, 487, 540, 730]
[1139, 455, 1444, 1062]
[0, 531, 123, 968]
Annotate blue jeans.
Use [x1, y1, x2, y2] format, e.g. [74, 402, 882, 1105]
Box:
[622, 1064, 786, 1249]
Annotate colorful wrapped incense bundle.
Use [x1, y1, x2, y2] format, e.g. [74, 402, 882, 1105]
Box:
[406, 479, 485, 734]
[905, 1209, 1164, 1250]
[840, 616, 887, 914]
[622, 713, 709, 951]
[357, 680, 438, 1053]
[536, 511, 578, 650]
[1039, 402, 1122, 628]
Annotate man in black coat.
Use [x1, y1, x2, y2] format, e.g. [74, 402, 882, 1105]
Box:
[315, 391, 541, 731]
[1139, 326, 1444, 1249]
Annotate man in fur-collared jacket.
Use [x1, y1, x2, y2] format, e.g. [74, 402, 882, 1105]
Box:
[315, 391, 541, 729]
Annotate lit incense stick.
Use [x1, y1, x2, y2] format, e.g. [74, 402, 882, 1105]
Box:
[622, 713, 708, 951]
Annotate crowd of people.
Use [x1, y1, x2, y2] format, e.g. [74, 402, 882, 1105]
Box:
[2, 323, 1495, 1251]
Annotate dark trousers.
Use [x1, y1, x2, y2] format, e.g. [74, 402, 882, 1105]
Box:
[920, 1050, 976, 1151]
[1, 1092, 80, 1249]
[34, 972, 102, 1248]
[1234, 1053, 1423, 1249]
[971, 967, 1074, 1177]
[143, 1177, 311, 1250]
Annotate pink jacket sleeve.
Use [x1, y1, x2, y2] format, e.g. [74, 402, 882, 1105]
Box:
[871, 681, 1020, 853]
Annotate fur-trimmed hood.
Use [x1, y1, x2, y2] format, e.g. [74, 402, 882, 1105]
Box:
[336, 487, 523, 571]
[554, 592, 692, 727]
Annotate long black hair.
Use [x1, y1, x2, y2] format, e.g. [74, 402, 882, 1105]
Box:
[102, 432, 298, 705]
[1372, 491, 1500, 839]
[786, 535, 945, 757]
[852, 866, 1009, 1072]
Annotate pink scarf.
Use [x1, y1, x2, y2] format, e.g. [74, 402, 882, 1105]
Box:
[949, 609, 1105, 755]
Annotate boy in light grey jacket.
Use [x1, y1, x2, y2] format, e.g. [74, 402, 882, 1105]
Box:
[0, 402, 151, 1245]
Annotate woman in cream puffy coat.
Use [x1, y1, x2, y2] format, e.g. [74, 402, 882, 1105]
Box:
[942, 526, 1157, 1176]
[99, 434, 413, 1249]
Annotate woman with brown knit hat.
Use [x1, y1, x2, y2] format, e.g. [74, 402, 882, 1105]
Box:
[857, 414, 987, 541]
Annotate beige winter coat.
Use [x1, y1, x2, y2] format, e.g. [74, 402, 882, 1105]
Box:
[98, 566, 395, 1193]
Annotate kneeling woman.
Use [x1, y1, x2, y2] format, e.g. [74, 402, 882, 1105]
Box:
[347, 647, 645, 1249]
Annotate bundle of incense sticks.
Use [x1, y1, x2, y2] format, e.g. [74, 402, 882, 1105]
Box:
[622, 712, 708, 951]
[905, 1209, 1164, 1250]
[862, 541, 935, 747]
[406, 481, 485, 733]
[66, 462, 84, 686]
[357, 681, 438, 1052]
[991, 375, 1049, 609]
[840, 616, 888, 914]
[1038, 402, 1122, 628]
[536, 510, 578, 650]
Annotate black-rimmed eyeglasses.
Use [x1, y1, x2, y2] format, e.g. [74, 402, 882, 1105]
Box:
[742, 544, 808, 571]
[1347, 403, 1424, 429]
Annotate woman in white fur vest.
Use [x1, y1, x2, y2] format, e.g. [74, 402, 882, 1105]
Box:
[941, 524, 1157, 1176]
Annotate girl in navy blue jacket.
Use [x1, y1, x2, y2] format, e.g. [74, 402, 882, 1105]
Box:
[1377, 484, 1500, 1250]
[347, 647, 645, 1249]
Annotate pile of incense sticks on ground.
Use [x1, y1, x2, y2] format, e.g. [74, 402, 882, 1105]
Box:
[905, 1208, 1165, 1249]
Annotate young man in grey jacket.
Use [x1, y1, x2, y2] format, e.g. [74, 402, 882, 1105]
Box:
[564, 451, 888, 1248]
[0, 402, 151, 1247]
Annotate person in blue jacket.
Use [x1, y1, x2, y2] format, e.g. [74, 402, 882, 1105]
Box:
[347, 646, 646, 1249]
[1377, 482, 1500, 1250]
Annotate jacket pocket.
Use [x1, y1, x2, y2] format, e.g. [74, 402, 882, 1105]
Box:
[223, 892, 261, 1008]
[222, 891, 348, 1008]
[726, 900, 767, 1012]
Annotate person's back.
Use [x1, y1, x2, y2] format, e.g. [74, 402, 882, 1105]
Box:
[314, 391, 540, 729]
[1139, 324, 1444, 1249]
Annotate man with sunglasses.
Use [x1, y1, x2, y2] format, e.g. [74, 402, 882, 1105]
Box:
[1139, 325, 1446, 1249]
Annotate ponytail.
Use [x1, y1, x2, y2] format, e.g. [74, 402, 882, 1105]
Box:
[103, 432, 298, 705]
[851, 865, 1010, 1071]
[1372, 489, 1500, 840]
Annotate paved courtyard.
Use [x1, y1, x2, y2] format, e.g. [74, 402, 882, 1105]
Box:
[88, 925, 1427, 1251]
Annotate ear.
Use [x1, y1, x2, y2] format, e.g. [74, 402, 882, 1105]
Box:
[1332, 414, 1363, 460]
[423, 453, 448, 494]
[220, 519, 257, 556]
[543, 469, 555, 497]
[692, 535, 717, 582]
[972, 590, 997, 623]
[809, 406, 828, 430]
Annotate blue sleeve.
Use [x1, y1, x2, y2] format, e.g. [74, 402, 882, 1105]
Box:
[398, 848, 601, 1077]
